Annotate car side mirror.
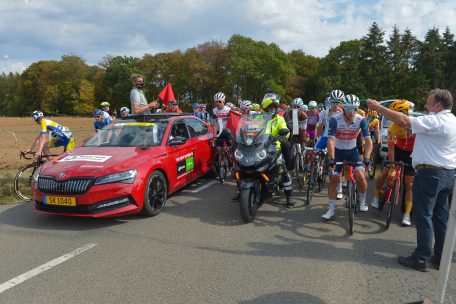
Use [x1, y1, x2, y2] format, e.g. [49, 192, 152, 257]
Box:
[169, 136, 187, 146]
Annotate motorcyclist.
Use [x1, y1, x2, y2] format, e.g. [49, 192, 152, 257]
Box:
[261, 95, 294, 208]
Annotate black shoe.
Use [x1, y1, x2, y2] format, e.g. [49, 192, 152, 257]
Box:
[231, 191, 240, 201]
[285, 196, 294, 209]
[429, 256, 440, 270]
[397, 255, 428, 272]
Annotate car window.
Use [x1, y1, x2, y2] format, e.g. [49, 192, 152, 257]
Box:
[186, 118, 208, 138]
[169, 122, 189, 139]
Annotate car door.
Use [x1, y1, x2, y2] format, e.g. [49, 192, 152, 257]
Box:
[184, 118, 213, 177]
[166, 120, 195, 189]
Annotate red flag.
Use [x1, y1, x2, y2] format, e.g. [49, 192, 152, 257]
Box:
[158, 83, 176, 106]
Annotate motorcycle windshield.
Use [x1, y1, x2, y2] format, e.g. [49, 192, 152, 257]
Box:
[235, 113, 275, 146]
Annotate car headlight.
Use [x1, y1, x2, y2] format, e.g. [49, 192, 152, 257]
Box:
[234, 149, 243, 160]
[94, 169, 137, 185]
[256, 149, 267, 160]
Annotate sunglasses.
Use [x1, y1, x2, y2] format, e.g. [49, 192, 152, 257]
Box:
[344, 107, 358, 112]
[215, 100, 223, 103]
[95, 115, 101, 119]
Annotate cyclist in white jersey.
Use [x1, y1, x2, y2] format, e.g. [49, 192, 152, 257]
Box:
[322, 95, 373, 220]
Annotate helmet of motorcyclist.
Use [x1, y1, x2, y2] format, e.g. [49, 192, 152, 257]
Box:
[263, 92, 280, 103]
[32, 110, 44, 121]
[261, 97, 280, 110]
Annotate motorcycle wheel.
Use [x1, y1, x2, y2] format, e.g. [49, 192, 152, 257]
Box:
[239, 187, 258, 223]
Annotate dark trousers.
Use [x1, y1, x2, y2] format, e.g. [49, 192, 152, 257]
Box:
[412, 168, 455, 261]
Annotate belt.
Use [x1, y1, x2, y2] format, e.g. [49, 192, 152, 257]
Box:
[415, 164, 446, 170]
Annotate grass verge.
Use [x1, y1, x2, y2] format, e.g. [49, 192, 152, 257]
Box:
[0, 169, 22, 205]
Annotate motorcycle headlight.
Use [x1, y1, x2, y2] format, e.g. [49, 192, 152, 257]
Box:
[94, 169, 137, 185]
[234, 149, 244, 160]
[256, 149, 267, 160]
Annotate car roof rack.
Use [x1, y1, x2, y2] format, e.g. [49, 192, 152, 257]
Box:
[122, 113, 190, 122]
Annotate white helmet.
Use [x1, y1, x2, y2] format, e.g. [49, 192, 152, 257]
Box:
[329, 89, 345, 103]
[32, 110, 43, 120]
[292, 98, 304, 107]
[120, 107, 130, 114]
[226, 102, 234, 108]
[213, 92, 226, 102]
[308, 100, 317, 108]
[240, 100, 252, 109]
[301, 105, 309, 111]
[344, 94, 360, 107]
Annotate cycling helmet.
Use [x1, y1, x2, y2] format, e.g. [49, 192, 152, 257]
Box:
[292, 98, 304, 107]
[213, 92, 226, 102]
[226, 102, 234, 108]
[308, 100, 317, 108]
[192, 103, 200, 110]
[240, 100, 252, 109]
[251, 103, 260, 111]
[370, 110, 378, 118]
[120, 107, 130, 114]
[389, 99, 411, 112]
[100, 102, 110, 107]
[261, 97, 280, 110]
[263, 92, 280, 102]
[329, 90, 345, 103]
[93, 109, 104, 117]
[32, 110, 44, 120]
[199, 103, 206, 109]
[302, 105, 309, 111]
[344, 94, 360, 108]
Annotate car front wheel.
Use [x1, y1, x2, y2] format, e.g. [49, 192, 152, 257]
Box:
[142, 170, 168, 216]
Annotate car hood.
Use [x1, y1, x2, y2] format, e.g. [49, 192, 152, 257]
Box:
[40, 146, 166, 178]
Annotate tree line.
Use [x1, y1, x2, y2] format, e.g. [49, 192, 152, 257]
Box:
[1, 22, 456, 116]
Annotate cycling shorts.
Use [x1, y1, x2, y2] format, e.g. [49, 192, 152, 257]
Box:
[334, 147, 363, 175]
[215, 132, 231, 148]
[49, 137, 75, 152]
[394, 146, 415, 176]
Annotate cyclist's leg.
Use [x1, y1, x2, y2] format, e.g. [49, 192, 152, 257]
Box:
[280, 143, 294, 207]
[322, 148, 343, 219]
[371, 165, 389, 208]
[351, 147, 368, 211]
[396, 147, 415, 225]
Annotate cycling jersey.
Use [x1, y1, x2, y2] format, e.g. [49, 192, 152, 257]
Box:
[368, 118, 380, 131]
[40, 119, 73, 141]
[306, 111, 319, 139]
[319, 107, 342, 137]
[328, 113, 370, 150]
[387, 124, 415, 152]
[213, 106, 231, 132]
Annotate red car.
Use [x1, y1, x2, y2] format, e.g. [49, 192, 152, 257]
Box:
[32, 113, 215, 217]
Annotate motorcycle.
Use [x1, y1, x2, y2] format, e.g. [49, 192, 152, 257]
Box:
[233, 113, 290, 223]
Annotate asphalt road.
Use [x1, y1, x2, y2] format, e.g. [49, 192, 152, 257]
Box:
[0, 176, 455, 304]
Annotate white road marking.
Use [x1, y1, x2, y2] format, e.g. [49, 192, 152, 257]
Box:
[191, 180, 218, 193]
[0, 243, 97, 294]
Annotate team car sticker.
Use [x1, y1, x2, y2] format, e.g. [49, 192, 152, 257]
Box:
[60, 155, 112, 162]
[176, 152, 194, 179]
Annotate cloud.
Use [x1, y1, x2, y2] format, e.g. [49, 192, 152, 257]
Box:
[0, 0, 455, 74]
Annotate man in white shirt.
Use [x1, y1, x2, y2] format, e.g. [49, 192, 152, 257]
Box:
[367, 89, 456, 272]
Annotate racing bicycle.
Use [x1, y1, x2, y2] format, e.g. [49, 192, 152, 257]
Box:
[14, 151, 55, 201]
[336, 161, 364, 235]
[212, 140, 233, 184]
[377, 160, 409, 231]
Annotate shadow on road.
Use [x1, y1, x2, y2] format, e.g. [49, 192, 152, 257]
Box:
[239, 291, 326, 304]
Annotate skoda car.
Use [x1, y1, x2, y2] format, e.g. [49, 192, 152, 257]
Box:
[32, 113, 214, 217]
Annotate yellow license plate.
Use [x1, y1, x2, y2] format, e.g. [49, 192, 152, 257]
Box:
[45, 196, 76, 207]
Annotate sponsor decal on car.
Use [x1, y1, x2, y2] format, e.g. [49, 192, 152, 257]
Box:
[176, 152, 194, 179]
[60, 155, 112, 162]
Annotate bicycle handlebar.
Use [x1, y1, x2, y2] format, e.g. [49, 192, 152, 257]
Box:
[382, 160, 414, 168]
[335, 161, 365, 166]
[20, 151, 58, 160]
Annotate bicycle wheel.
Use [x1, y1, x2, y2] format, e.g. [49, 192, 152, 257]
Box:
[347, 180, 355, 235]
[306, 163, 317, 205]
[214, 153, 225, 183]
[14, 164, 37, 201]
[385, 179, 400, 231]
[295, 154, 306, 190]
[367, 153, 376, 179]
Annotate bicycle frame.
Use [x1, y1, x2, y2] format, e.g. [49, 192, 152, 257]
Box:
[382, 160, 406, 207]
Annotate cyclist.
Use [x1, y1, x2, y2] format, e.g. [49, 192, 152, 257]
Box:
[306, 100, 319, 145]
[198, 103, 210, 122]
[284, 98, 307, 150]
[316, 90, 344, 198]
[120, 107, 130, 118]
[213, 92, 241, 136]
[192, 103, 202, 118]
[371, 100, 415, 226]
[25, 111, 75, 159]
[262, 96, 294, 207]
[93, 109, 112, 132]
[322, 96, 372, 220]
[368, 110, 380, 144]
[251, 103, 261, 113]
[240, 100, 255, 115]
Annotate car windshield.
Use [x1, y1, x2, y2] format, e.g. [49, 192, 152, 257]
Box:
[84, 121, 166, 147]
[235, 113, 275, 145]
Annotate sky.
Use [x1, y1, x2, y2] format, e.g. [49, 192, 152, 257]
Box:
[1, 0, 456, 74]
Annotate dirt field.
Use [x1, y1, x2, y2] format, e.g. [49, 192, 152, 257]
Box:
[0, 116, 94, 170]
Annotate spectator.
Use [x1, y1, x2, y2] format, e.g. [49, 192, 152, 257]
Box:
[93, 109, 112, 132]
[100, 102, 112, 120]
[130, 74, 159, 114]
[120, 107, 130, 118]
[367, 89, 456, 272]
[164, 101, 182, 113]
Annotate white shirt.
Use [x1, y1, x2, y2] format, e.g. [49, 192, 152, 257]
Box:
[319, 108, 342, 137]
[410, 109, 456, 169]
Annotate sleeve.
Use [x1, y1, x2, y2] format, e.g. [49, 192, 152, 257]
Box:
[318, 111, 325, 124]
[327, 117, 337, 137]
[360, 118, 370, 138]
[410, 115, 442, 135]
[130, 89, 140, 104]
[40, 119, 47, 134]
